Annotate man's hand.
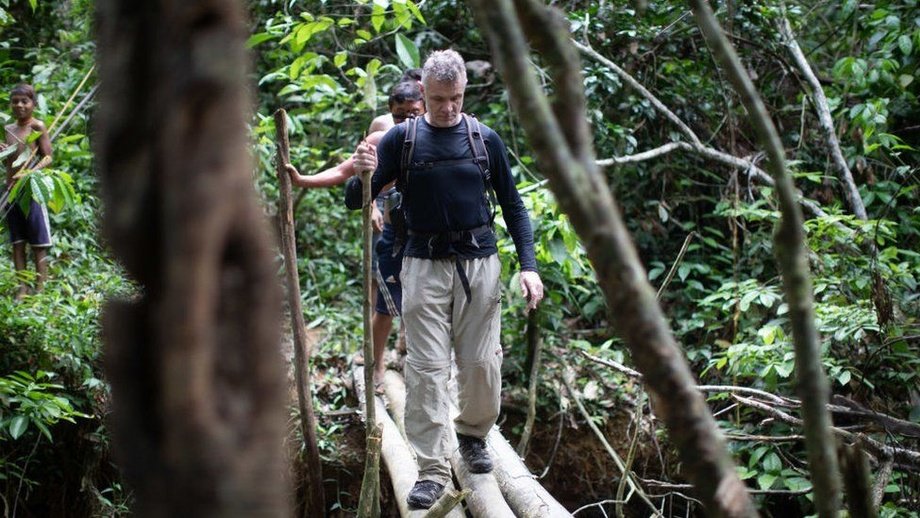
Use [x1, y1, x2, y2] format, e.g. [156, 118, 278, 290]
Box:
[284, 163, 299, 179]
[519, 270, 544, 313]
[371, 204, 384, 232]
[353, 140, 377, 176]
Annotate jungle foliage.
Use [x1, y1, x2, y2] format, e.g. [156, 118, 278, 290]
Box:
[0, 0, 917, 516]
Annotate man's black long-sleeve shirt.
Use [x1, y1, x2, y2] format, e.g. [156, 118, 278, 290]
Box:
[345, 116, 536, 272]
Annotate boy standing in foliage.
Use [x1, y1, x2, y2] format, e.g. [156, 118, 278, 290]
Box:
[1, 83, 53, 298]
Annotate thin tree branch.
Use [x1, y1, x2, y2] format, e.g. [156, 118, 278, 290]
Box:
[778, 16, 867, 220]
[596, 142, 688, 166]
[562, 373, 662, 517]
[573, 39, 702, 147]
[687, 2, 842, 514]
[656, 231, 697, 300]
[733, 395, 920, 471]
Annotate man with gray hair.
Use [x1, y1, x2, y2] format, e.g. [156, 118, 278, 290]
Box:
[345, 49, 544, 508]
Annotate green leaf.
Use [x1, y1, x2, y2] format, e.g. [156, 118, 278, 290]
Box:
[395, 33, 419, 69]
[30, 174, 47, 204]
[784, 477, 811, 492]
[548, 237, 568, 265]
[406, 0, 426, 23]
[11, 149, 30, 169]
[28, 0, 37, 12]
[366, 58, 382, 76]
[739, 290, 758, 312]
[0, 144, 17, 160]
[333, 51, 348, 68]
[763, 452, 782, 473]
[837, 369, 852, 386]
[748, 446, 769, 468]
[757, 473, 777, 490]
[245, 32, 275, 49]
[363, 72, 377, 111]
[33, 419, 52, 442]
[898, 34, 913, 56]
[371, 4, 386, 33]
[9, 415, 28, 439]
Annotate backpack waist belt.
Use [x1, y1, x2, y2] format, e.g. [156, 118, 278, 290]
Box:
[407, 224, 493, 303]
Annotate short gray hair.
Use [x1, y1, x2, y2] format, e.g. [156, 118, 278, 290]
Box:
[422, 49, 467, 85]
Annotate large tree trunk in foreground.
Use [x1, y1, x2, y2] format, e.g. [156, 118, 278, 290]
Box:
[466, 1, 756, 516]
[95, 1, 288, 516]
[687, 1, 842, 516]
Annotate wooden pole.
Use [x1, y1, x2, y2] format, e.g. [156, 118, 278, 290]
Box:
[274, 109, 325, 515]
[357, 164, 380, 517]
[358, 424, 383, 518]
[517, 309, 541, 456]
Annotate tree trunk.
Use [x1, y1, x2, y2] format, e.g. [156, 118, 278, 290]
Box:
[274, 109, 325, 515]
[94, 1, 288, 516]
[465, 1, 756, 516]
[687, 1, 842, 515]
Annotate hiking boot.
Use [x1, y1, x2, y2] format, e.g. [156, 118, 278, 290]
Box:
[407, 480, 445, 509]
[458, 433, 493, 473]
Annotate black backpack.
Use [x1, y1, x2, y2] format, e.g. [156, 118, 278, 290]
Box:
[387, 113, 496, 252]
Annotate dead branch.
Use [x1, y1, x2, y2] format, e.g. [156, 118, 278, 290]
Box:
[517, 309, 543, 456]
[561, 373, 662, 517]
[422, 490, 470, 518]
[778, 16, 866, 220]
[872, 458, 893, 510]
[840, 443, 877, 518]
[656, 232, 697, 300]
[595, 142, 688, 166]
[733, 395, 920, 471]
[578, 38, 843, 226]
[645, 479, 812, 496]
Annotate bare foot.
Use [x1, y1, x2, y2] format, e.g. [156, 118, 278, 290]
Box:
[374, 370, 386, 394]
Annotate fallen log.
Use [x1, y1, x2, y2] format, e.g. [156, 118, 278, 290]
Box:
[450, 445, 516, 518]
[385, 370, 516, 517]
[487, 429, 574, 518]
[354, 367, 464, 518]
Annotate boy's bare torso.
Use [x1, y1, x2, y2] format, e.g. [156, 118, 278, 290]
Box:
[4, 119, 43, 182]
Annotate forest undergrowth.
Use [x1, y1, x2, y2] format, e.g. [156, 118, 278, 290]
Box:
[0, 0, 917, 516]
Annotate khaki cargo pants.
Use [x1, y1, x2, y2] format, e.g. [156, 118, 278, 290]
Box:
[401, 255, 502, 485]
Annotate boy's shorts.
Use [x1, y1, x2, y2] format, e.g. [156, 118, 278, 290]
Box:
[374, 223, 403, 316]
[6, 200, 52, 247]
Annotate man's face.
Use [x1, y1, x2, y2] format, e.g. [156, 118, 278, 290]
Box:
[391, 100, 425, 124]
[10, 94, 34, 122]
[422, 78, 464, 128]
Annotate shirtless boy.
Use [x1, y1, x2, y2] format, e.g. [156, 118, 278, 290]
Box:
[2, 84, 53, 298]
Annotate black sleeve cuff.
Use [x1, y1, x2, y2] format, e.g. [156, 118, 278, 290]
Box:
[344, 176, 363, 210]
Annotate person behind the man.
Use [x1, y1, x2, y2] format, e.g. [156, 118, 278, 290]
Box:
[286, 80, 424, 387]
[368, 68, 421, 134]
[345, 49, 544, 509]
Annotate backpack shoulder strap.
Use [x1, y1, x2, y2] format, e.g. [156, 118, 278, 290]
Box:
[463, 113, 490, 182]
[397, 116, 420, 192]
[463, 113, 497, 225]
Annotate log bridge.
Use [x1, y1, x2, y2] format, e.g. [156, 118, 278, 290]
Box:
[352, 367, 573, 518]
